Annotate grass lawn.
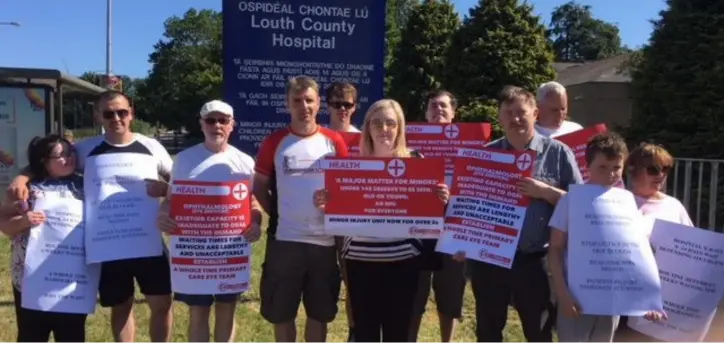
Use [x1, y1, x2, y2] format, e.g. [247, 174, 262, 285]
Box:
[0, 221, 529, 342]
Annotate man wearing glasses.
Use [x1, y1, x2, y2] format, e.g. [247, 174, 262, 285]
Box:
[7, 90, 174, 342]
[157, 100, 263, 341]
[326, 82, 361, 133]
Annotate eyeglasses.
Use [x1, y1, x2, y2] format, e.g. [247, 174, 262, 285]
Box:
[48, 150, 76, 161]
[330, 101, 354, 110]
[646, 165, 671, 176]
[370, 119, 398, 130]
[203, 117, 231, 125]
[101, 109, 130, 120]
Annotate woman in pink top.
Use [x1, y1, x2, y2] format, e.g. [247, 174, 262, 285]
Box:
[615, 143, 692, 342]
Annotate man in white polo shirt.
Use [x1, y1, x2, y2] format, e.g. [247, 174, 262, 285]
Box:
[157, 100, 262, 342]
[534, 81, 583, 138]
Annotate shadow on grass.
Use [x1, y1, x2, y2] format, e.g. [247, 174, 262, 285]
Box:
[0, 295, 260, 308]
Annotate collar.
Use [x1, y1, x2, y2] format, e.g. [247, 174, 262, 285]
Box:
[501, 132, 545, 153]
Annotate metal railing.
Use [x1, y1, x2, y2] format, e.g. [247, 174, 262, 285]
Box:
[665, 158, 723, 232]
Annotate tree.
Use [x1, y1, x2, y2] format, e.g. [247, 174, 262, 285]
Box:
[137, 9, 222, 137]
[445, 0, 555, 129]
[384, 0, 418, 94]
[387, 0, 460, 121]
[548, 1, 627, 62]
[626, 0, 724, 228]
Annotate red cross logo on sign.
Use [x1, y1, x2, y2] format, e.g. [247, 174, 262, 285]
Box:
[443, 124, 460, 139]
[232, 183, 248, 201]
[516, 153, 533, 171]
[387, 159, 406, 177]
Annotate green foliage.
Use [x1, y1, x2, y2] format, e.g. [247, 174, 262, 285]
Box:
[548, 1, 627, 62]
[388, 0, 460, 121]
[446, 0, 555, 119]
[626, 0, 724, 159]
[626, 0, 724, 228]
[137, 9, 223, 138]
[456, 99, 504, 139]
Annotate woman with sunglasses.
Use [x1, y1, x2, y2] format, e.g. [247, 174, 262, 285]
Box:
[314, 99, 449, 342]
[1, 134, 95, 342]
[615, 142, 693, 342]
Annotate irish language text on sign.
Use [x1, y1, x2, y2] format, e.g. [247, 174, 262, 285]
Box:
[22, 194, 100, 314]
[628, 220, 724, 342]
[436, 148, 535, 268]
[322, 157, 445, 238]
[556, 124, 607, 182]
[223, 0, 386, 155]
[169, 180, 252, 295]
[567, 185, 663, 316]
[406, 123, 491, 185]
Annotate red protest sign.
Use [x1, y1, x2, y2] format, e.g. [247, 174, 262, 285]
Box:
[322, 156, 445, 238]
[168, 180, 252, 295]
[339, 132, 361, 156]
[556, 124, 607, 182]
[437, 148, 535, 269]
[406, 123, 491, 183]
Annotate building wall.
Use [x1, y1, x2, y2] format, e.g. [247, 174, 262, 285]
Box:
[566, 82, 633, 131]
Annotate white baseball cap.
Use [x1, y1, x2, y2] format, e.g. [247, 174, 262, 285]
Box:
[200, 100, 234, 117]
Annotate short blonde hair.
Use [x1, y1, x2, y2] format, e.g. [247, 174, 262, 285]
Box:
[627, 142, 674, 175]
[360, 99, 410, 158]
[286, 75, 319, 98]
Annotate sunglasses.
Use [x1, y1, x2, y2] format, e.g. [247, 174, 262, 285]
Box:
[330, 101, 355, 110]
[101, 109, 130, 120]
[203, 117, 231, 125]
[646, 165, 671, 176]
[370, 119, 398, 129]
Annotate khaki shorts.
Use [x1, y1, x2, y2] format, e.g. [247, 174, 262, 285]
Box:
[260, 239, 341, 324]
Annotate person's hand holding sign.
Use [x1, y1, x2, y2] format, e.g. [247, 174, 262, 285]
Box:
[23, 210, 46, 227]
[558, 291, 582, 318]
[435, 183, 450, 205]
[516, 177, 550, 199]
[244, 222, 262, 243]
[145, 178, 169, 198]
[643, 310, 667, 322]
[313, 189, 329, 210]
[157, 206, 176, 233]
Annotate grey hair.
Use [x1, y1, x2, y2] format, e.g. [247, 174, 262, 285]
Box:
[536, 81, 567, 102]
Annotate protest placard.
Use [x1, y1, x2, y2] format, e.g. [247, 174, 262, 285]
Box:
[322, 156, 445, 238]
[169, 180, 252, 295]
[567, 184, 663, 315]
[628, 220, 724, 342]
[436, 147, 534, 268]
[22, 192, 100, 314]
[555, 124, 607, 182]
[84, 153, 164, 263]
[406, 123, 491, 185]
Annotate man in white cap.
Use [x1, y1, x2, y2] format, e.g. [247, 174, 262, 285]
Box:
[535, 81, 583, 138]
[157, 100, 263, 342]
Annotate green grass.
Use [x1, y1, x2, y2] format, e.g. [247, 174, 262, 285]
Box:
[0, 223, 529, 342]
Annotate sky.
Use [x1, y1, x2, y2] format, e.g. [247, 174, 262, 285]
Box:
[0, 0, 666, 79]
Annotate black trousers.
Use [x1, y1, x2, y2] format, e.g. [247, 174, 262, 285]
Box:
[346, 258, 420, 342]
[469, 251, 554, 342]
[13, 287, 87, 342]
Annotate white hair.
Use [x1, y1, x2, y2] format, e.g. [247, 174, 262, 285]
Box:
[536, 81, 567, 102]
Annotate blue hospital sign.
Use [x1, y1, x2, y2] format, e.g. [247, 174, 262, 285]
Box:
[223, 0, 387, 155]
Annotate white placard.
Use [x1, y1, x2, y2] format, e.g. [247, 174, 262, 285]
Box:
[567, 184, 663, 315]
[22, 192, 100, 314]
[628, 220, 724, 341]
[84, 153, 164, 263]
